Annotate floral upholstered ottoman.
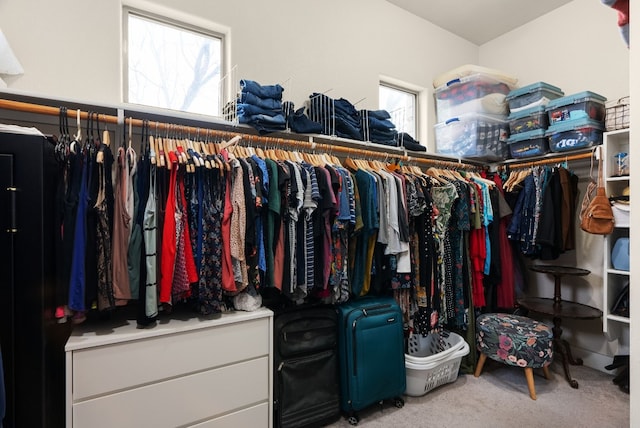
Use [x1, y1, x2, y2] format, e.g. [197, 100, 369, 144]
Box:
[474, 313, 554, 400]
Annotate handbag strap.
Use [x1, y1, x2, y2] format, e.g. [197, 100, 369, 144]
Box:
[597, 146, 604, 187]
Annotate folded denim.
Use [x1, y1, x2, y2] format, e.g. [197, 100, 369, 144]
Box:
[397, 132, 426, 151]
[289, 108, 323, 134]
[366, 116, 396, 130]
[363, 109, 392, 120]
[237, 103, 282, 117]
[238, 113, 286, 125]
[369, 129, 397, 140]
[334, 98, 360, 119]
[240, 79, 284, 100]
[369, 129, 398, 146]
[282, 101, 295, 117]
[239, 91, 282, 110]
[310, 93, 360, 125]
[245, 118, 287, 135]
[335, 119, 363, 140]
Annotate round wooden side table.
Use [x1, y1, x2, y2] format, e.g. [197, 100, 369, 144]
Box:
[517, 265, 603, 389]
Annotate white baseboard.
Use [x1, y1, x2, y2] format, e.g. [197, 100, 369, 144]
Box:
[566, 344, 622, 374]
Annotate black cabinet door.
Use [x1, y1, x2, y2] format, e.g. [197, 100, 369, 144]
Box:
[0, 134, 70, 428]
[0, 153, 16, 428]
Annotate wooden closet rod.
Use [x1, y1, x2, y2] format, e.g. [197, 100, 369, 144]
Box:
[503, 150, 594, 170]
[0, 97, 478, 170]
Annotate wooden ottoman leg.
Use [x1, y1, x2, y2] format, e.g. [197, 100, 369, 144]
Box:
[474, 353, 487, 378]
[542, 365, 551, 380]
[524, 367, 536, 400]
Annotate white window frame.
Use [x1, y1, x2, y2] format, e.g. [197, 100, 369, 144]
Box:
[122, 4, 227, 117]
[379, 80, 419, 139]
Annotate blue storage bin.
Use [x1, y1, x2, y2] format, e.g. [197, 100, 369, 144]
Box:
[545, 118, 603, 152]
[611, 237, 629, 271]
[507, 129, 549, 158]
[545, 91, 606, 125]
[506, 82, 564, 112]
[507, 105, 549, 134]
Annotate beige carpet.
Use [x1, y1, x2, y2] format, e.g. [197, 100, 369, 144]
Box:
[326, 361, 629, 427]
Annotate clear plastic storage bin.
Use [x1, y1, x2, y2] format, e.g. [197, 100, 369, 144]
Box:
[434, 73, 513, 122]
[435, 113, 509, 161]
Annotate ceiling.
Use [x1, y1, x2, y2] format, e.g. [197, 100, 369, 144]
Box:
[386, 0, 573, 45]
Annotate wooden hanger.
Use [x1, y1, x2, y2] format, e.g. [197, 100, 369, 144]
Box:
[344, 155, 359, 171]
[426, 167, 448, 184]
[220, 135, 242, 152]
[149, 135, 158, 165]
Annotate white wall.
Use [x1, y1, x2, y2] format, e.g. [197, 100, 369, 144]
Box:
[479, 0, 630, 370]
[480, 0, 628, 101]
[0, 0, 477, 147]
[0, 0, 632, 380]
[629, 0, 638, 422]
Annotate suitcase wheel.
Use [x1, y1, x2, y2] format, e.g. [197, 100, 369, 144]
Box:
[393, 397, 405, 408]
[347, 413, 359, 426]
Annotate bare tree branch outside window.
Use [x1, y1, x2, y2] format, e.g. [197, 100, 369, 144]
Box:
[127, 12, 222, 117]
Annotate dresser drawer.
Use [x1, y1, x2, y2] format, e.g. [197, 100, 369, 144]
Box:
[72, 317, 269, 400]
[72, 357, 268, 428]
[189, 402, 268, 428]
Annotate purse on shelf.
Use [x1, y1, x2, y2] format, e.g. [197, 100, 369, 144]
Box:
[611, 283, 629, 317]
[580, 147, 615, 235]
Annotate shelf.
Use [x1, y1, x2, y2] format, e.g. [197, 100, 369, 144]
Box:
[602, 129, 631, 337]
[607, 268, 630, 276]
[605, 176, 630, 182]
[604, 128, 630, 137]
[606, 314, 630, 324]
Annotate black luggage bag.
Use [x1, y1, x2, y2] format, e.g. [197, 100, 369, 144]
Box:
[273, 304, 341, 427]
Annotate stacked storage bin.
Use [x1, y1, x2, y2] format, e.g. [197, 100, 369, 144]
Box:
[544, 91, 607, 152]
[505, 82, 564, 158]
[433, 65, 517, 161]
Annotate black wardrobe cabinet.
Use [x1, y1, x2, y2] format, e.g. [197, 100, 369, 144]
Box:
[0, 132, 71, 428]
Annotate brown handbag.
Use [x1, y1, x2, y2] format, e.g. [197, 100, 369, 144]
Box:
[580, 147, 615, 235]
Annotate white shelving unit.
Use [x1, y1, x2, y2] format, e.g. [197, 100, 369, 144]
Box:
[602, 129, 630, 337]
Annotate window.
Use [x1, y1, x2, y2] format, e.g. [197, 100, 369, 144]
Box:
[379, 83, 417, 138]
[124, 8, 224, 116]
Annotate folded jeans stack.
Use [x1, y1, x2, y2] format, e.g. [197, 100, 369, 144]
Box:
[307, 93, 362, 140]
[237, 79, 287, 135]
[282, 101, 323, 134]
[361, 109, 398, 146]
[396, 132, 426, 152]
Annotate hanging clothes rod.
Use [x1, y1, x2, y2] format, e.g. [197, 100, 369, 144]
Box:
[0, 97, 478, 170]
[501, 150, 594, 170]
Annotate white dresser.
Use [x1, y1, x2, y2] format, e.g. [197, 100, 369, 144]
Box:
[65, 308, 273, 428]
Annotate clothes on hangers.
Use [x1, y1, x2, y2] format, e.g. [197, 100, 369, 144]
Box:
[53, 124, 519, 338]
[505, 165, 578, 260]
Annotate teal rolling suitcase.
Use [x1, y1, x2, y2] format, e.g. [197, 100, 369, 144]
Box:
[336, 296, 406, 425]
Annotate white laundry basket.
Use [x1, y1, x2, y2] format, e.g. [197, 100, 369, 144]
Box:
[404, 331, 470, 397]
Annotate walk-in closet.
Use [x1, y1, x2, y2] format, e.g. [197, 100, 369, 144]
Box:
[0, 1, 635, 427]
